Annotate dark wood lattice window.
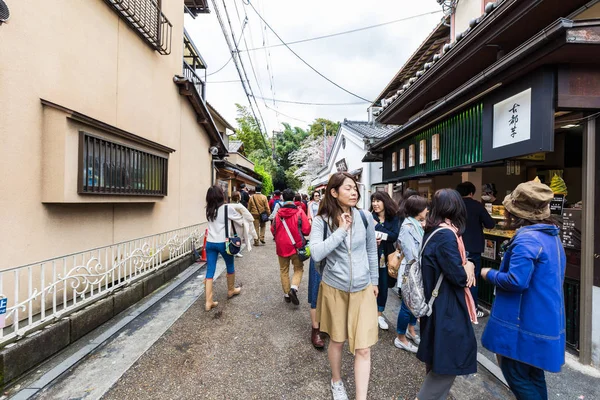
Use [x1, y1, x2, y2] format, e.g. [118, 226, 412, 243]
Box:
[78, 132, 168, 196]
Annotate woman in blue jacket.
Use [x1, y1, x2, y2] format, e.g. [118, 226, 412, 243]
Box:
[370, 191, 399, 330]
[481, 181, 566, 400]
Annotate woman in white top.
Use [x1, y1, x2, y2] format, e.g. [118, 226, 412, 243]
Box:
[204, 185, 244, 311]
[307, 191, 321, 222]
[230, 191, 258, 257]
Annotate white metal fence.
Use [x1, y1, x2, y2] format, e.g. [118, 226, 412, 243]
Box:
[0, 224, 204, 347]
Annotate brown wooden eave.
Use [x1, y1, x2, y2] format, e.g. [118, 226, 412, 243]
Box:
[377, 0, 593, 125]
[174, 78, 228, 156]
[372, 18, 600, 151]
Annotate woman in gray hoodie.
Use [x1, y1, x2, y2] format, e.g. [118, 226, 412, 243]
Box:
[309, 172, 378, 400]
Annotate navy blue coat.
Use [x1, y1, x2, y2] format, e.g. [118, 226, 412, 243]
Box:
[416, 228, 478, 376]
[462, 197, 495, 254]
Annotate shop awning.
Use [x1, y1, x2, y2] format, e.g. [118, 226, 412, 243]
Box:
[372, 18, 600, 152]
[377, 0, 592, 125]
[223, 166, 262, 186]
[349, 168, 363, 177]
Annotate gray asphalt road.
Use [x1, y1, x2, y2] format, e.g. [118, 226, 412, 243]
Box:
[102, 228, 516, 400]
[103, 232, 430, 400]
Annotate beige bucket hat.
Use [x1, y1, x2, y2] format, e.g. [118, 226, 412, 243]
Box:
[503, 181, 554, 221]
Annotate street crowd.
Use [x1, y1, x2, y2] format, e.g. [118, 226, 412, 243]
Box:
[202, 172, 566, 400]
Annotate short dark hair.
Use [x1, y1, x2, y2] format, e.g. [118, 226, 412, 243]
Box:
[282, 188, 295, 201]
[274, 189, 281, 196]
[456, 182, 476, 197]
[398, 188, 420, 218]
[256, 185, 262, 193]
[231, 191, 241, 203]
[426, 189, 467, 234]
[294, 194, 302, 202]
[404, 196, 428, 218]
[239, 183, 246, 189]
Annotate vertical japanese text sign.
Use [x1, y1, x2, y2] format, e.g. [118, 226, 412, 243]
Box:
[493, 88, 532, 149]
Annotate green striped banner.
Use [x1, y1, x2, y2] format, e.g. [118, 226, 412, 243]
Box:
[383, 103, 483, 181]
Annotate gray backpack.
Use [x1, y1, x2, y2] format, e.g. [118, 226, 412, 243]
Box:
[401, 227, 451, 318]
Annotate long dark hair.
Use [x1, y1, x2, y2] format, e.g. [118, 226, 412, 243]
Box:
[370, 191, 398, 220]
[206, 185, 225, 221]
[426, 189, 467, 234]
[318, 172, 361, 229]
[311, 191, 320, 201]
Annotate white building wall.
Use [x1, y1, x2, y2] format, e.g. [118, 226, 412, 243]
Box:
[311, 127, 384, 210]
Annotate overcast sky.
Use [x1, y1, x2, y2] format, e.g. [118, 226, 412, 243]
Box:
[185, 0, 443, 135]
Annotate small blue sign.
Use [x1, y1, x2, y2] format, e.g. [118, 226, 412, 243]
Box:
[0, 298, 7, 314]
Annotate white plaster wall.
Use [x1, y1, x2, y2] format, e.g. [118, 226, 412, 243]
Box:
[592, 286, 600, 367]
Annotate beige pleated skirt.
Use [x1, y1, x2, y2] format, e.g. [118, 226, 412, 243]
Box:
[316, 281, 379, 354]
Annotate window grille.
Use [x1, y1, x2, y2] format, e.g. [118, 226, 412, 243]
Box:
[78, 132, 168, 196]
[103, 0, 172, 55]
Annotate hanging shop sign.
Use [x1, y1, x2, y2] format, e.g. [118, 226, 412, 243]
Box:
[399, 148, 406, 170]
[408, 145, 415, 167]
[431, 134, 440, 161]
[391, 153, 397, 172]
[336, 158, 348, 172]
[482, 68, 555, 162]
[419, 140, 427, 164]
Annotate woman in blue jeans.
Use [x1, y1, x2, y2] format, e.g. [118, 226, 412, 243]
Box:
[395, 195, 428, 353]
[204, 186, 244, 311]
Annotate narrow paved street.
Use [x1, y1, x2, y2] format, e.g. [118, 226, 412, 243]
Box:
[100, 230, 512, 400]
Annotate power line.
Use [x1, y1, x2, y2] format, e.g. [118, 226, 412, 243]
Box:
[232, 0, 270, 115]
[245, 0, 373, 103]
[253, 95, 366, 106]
[263, 103, 311, 125]
[207, 79, 248, 83]
[207, 17, 248, 77]
[240, 10, 443, 52]
[256, 0, 280, 125]
[210, 0, 269, 151]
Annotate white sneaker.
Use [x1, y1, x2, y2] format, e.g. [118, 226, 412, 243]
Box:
[394, 337, 418, 353]
[235, 253, 243, 258]
[378, 316, 389, 330]
[330, 380, 348, 400]
[406, 330, 421, 345]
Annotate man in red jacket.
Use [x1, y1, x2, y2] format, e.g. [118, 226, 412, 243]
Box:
[271, 188, 311, 305]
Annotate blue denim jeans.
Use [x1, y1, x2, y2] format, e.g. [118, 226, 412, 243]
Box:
[307, 258, 321, 309]
[468, 253, 481, 307]
[500, 356, 548, 400]
[396, 298, 417, 335]
[205, 241, 235, 279]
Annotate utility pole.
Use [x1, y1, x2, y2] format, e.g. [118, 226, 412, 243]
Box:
[323, 123, 327, 165]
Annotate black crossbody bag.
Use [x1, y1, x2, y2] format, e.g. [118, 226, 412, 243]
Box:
[224, 205, 242, 255]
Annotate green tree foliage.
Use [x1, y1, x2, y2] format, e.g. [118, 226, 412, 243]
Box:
[232, 104, 268, 155]
[309, 118, 340, 138]
[254, 164, 273, 196]
[274, 123, 309, 171]
[232, 104, 336, 193]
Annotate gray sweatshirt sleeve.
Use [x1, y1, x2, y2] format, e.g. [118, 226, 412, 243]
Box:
[309, 216, 348, 262]
[365, 212, 379, 285]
